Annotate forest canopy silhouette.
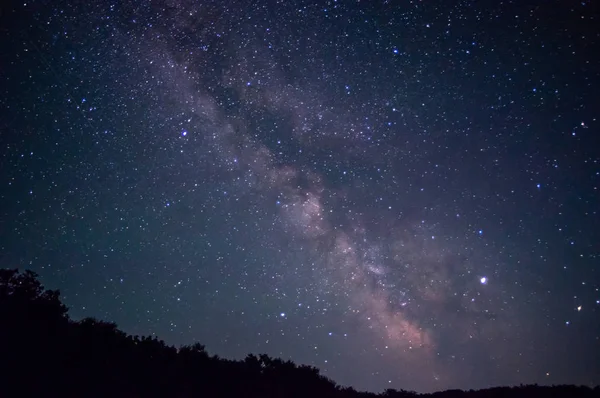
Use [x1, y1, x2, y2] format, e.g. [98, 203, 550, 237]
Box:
[0, 268, 597, 398]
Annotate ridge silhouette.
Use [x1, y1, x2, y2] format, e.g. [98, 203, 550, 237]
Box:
[0, 268, 597, 398]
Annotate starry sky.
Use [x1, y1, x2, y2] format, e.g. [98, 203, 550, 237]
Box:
[1, 0, 599, 393]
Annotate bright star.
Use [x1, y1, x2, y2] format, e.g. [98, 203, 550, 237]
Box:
[480, 277, 488, 284]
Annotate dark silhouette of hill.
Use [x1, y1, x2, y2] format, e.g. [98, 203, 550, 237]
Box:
[0, 268, 597, 398]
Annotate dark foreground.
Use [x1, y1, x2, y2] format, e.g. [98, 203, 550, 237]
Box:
[0, 269, 597, 398]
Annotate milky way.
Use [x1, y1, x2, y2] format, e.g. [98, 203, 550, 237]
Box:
[1, 0, 599, 393]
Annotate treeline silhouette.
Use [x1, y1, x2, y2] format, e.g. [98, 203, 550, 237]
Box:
[0, 269, 597, 398]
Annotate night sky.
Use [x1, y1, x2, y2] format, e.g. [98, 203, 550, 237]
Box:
[1, 0, 599, 393]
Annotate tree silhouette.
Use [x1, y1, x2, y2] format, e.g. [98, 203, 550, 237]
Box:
[0, 268, 597, 398]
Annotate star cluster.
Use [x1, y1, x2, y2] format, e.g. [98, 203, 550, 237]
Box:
[1, 0, 599, 393]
